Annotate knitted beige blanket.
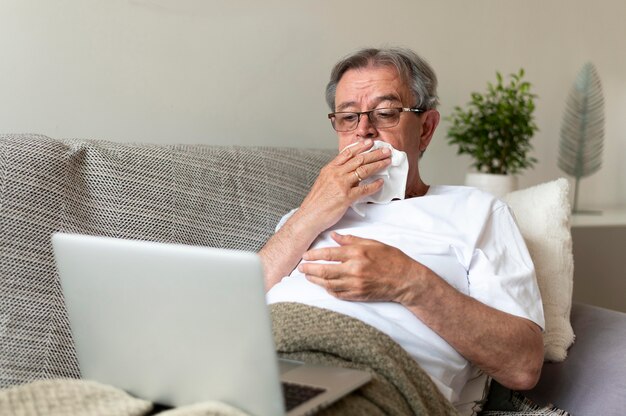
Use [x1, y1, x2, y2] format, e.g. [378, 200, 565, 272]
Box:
[271, 302, 459, 415]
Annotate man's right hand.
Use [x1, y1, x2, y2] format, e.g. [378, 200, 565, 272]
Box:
[259, 139, 391, 291]
[298, 139, 392, 234]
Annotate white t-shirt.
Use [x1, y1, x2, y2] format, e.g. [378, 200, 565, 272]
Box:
[266, 185, 545, 412]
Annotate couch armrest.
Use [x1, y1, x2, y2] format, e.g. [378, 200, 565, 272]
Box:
[524, 303, 626, 415]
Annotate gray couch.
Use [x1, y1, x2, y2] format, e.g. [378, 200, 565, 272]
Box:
[1, 134, 625, 415]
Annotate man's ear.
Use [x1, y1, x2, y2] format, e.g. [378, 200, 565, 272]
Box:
[419, 110, 440, 152]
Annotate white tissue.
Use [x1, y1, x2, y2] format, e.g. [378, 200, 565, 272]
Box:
[343, 140, 409, 216]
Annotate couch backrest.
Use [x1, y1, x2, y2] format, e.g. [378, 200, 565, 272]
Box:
[0, 134, 335, 387]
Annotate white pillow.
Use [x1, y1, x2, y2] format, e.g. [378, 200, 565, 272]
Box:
[503, 178, 575, 362]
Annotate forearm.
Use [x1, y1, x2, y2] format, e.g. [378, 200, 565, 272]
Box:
[259, 209, 325, 291]
[261, 140, 390, 291]
[401, 266, 544, 390]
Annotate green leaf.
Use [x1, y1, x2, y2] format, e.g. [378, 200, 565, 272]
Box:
[445, 69, 539, 175]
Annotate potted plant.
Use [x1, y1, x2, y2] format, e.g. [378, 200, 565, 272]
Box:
[446, 69, 539, 197]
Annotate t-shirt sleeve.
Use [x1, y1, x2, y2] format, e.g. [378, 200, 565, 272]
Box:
[467, 204, 545, 330]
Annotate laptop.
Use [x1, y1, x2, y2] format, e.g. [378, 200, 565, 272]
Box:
[52, 233, 371, 416]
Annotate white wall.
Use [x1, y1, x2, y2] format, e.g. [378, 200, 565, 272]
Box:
[1, 0, 625, 208]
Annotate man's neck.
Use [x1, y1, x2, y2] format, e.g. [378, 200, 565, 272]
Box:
[406, 182, 430, 199]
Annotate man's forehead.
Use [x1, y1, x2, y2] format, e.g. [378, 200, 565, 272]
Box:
[335, 94, 402, 111]
[334, 66, 412, 110]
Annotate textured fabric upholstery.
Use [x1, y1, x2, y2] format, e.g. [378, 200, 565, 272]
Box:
[525, 303, 626, 415]
[0, 134, 335, 387]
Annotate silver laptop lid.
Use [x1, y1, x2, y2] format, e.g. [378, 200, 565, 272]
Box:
[52, 233, 285, 415]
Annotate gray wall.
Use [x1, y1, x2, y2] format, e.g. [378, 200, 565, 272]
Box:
[572, 226, 626, 313]
[1, 0, 625, 211]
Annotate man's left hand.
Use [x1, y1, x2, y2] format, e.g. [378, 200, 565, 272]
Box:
[298, 232, 422, 303]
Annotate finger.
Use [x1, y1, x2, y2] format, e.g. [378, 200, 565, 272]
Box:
[352, 169, 364, 184]
[334, 139, 374, 166]
[302, 246, 349, 262]
[349, 177, 384, 198]
[305, 273, 349, 295]
[330, 232, 370, 246]
[346, 146, 391, 171]
[298, 262, 341, 281]
[304, 273, 326, 288]
[353, 157, 392, 180]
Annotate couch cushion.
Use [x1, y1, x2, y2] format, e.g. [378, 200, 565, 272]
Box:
[0, 134, 335, 387]
[0, 379, 152, 416]
[503, 178, 575, 362]
[0, 134, 78, 386]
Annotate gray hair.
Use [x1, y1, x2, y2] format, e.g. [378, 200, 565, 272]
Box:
[325, 47, 439, 111]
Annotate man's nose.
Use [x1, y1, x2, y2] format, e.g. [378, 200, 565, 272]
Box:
[356, 113, 378, 138]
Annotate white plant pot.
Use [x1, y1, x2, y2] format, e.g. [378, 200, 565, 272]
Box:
[465, 172, 518, 198]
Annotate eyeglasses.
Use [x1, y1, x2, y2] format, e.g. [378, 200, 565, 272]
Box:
[328, 107, 426, 132]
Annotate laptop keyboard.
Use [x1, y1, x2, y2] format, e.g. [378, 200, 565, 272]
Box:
[282, 382, 326, 411]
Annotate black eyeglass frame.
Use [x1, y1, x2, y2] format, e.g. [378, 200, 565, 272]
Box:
[327, 107, 426, 132]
